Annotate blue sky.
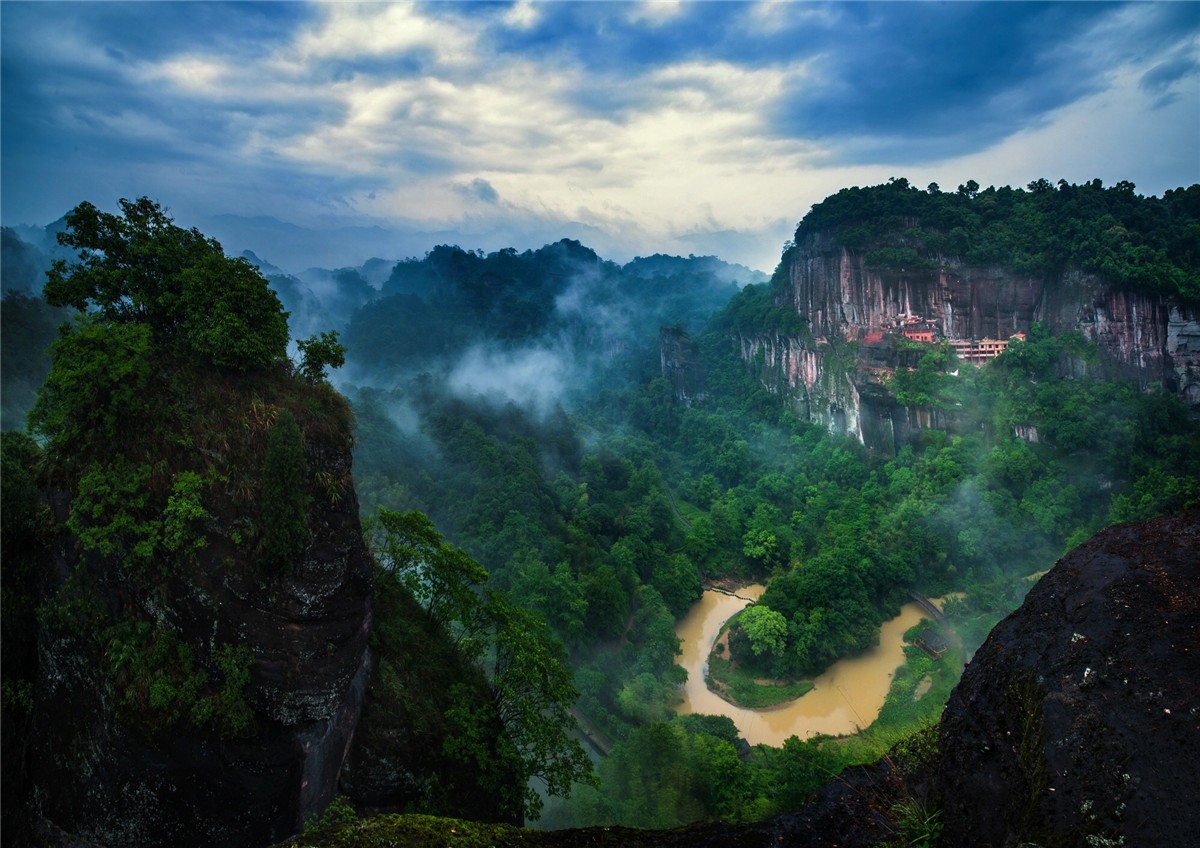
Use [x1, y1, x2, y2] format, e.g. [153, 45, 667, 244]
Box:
[3, 1, 1198, 272]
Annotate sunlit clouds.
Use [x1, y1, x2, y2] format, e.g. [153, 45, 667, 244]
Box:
[3, 1, 1197, 272]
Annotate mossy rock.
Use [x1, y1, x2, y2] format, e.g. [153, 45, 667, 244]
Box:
[279, 814, 544, 848]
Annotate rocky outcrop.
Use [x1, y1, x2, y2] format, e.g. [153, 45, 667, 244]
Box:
[27, 410, 374, 848]
[939, 507, 1200, 846]
[660, 327, 706, 405]
[738, 233, 1200, 450]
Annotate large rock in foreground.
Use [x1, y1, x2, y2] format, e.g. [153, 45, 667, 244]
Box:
[939, 508, 1200, 846]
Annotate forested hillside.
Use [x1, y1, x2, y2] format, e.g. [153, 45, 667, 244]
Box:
[0, 201, 590, 844]
[788, 177, 1200, 300]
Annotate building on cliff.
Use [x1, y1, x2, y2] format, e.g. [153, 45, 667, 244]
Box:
[900, 316, 940, 344]
[947, 332, 1026, 365]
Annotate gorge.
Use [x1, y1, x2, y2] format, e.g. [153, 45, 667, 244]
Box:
[5, 179, 1198, 847]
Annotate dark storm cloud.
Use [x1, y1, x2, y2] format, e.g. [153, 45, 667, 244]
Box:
[766, 2, 1199, 164]
[0, 2, 331, 224]
[455, 179, 501, 204]
[767, 3, 1103, 162]
[1140, 54, 1200, 109]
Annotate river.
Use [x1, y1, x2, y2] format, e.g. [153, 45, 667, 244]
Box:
[674, 587, 926, 746]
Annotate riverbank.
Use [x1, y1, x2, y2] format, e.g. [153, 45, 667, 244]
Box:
[675, 590, 943, 745]
[705, 618, 813, 709]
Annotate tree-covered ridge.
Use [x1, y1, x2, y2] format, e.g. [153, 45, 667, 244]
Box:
[344, 241, 744, 378]
[15, 201, 355, 747]
[787, 178, 1200, 301]
[44, 198, 292, 371]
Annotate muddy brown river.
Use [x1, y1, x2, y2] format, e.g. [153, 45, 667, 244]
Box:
[674, 586, 926, 746]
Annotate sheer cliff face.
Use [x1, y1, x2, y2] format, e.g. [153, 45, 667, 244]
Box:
[739, 233, 1199, 449]
[29, 417, 374, 848]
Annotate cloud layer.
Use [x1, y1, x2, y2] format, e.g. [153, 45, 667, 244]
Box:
[3, 1, 1197, 272]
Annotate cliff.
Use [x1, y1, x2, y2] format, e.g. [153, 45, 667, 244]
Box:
[742, 244, 1200, 452]
[729, 182, 1200, 452]
[26, 373, 375, 848]
[938, 506, 1200, 846]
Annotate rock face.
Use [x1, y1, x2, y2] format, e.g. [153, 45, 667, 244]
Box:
[736, 233, 1200, 450]
[28, 421, 374, 847]
[939, 508, 1200, 846]
[660, 327, 706, 405]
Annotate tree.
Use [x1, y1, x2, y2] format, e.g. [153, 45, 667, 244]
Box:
[369, 509, 593, 819]
[370, 508, 489, 632]
[296, 331, 346, 383]
[43, 197, 288, 371]
[738, 604, 788, 657]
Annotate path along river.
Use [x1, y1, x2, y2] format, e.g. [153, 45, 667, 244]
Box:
[674, 586, 927, 746]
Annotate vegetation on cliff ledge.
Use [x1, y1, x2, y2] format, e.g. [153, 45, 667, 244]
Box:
[788, 177, 1200, 301]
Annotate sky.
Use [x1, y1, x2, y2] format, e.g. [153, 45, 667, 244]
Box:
[3, 1, 1198, 273]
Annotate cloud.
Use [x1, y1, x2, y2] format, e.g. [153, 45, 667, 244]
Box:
[1140, 53, 1199, 109]
[447, 343, 573, 414]
[2, 0, 1196, 279]
[454, 178, 501, 204]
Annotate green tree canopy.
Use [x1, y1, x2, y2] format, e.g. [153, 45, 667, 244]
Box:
[738, 604, 788, 658]
[368, 508, 593, 819]
[43, 197, 289, 371]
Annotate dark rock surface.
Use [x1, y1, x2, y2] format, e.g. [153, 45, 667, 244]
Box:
[27, 426, 374, 848]
[939, 507, 1200, 846]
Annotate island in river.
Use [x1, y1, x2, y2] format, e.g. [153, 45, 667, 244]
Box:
[674, 586, 933, 746]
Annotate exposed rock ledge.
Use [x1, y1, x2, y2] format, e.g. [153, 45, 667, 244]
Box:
[938, 506, 1200, 846]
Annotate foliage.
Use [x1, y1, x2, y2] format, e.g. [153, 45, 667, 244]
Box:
[485, 591, 596, 819]
[161, 471, 211, 556]
[43, 197, 289, 369]
[103, 618, 254, 737]
[567, 717, 764, 828]
[16, 201, 363, 767]
[737, 604, 788, 657]
[794, 178, 1200, 301]
[298, 330, 347, 384]
[370, 509, 490, 632]
[706, 652, 813, 709]
[713, 282, 806, 336]
[68, 459, 157, 560]
[283, 813, 540, 848]
[367, 509, 593, 821]
[304, 795, 359, 834]
[28, 318, 154, 459]
[1, 431, 43, 824]
[331, 187, 1200, 831]
[262, 409, 310, 571]
[0, 292, 71, 430]
[891, 796, 943, 848]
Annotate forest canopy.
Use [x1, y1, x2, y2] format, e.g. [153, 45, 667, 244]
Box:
[787, 178, 1200, 301]
[42, 197, 291, 371]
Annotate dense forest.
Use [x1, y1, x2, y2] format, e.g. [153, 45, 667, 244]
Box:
[784, 177, 1200, 301]
[2, 178, 1198, 839]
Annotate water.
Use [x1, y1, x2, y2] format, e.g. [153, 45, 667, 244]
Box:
[674, 587, 925, 746]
